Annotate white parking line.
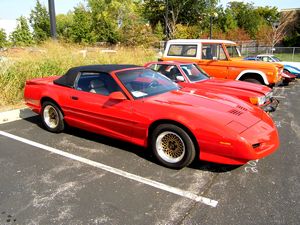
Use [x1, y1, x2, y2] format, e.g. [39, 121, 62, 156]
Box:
[0, 131, 218, 207]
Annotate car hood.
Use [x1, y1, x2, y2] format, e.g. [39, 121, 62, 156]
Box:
[281, 61, 300, 69]
[194, 78, 271, 95]
[146, 89, 263, 128]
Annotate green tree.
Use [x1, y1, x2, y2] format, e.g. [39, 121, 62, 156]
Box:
[120, 18, 158, 46]
[143, 0, 219, 38]
[154, 21, 165, 40]
[173, 24, 200, 39]
[0, 28, 7, 48]
[142, 0, 165, 29]
[70, 4, 95, 44]
[88, 0, 141, 43]
[255, 6, 279, 25]
[56, 13, 74, 41]
[29, 0, 50, 42]
[10, 16, 34, 46]
[217, 8, 238, 33]
[228, 2, 261, 38]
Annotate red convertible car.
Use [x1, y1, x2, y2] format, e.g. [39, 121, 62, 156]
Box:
[145, 61, 279, 112]
[24, 65, 279, 169]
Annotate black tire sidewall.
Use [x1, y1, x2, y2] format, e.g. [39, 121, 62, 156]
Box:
[151, 124, 196, 169]
[41, 101, 64, 133]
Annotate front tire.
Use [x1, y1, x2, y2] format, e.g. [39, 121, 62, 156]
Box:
[151, 124, 196, 169]
[41, 101, 65, 133]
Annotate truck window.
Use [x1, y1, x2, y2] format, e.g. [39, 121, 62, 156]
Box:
[226, 45, 241, 58]
[202, 44, 227, 60]
[168, 44, 197, 57]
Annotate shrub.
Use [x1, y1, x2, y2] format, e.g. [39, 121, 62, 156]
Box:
[0, 41, 156, 106]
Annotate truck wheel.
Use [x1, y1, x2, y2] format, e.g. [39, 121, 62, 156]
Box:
[151, 124, 196, 169]
[41, 101, 65, 133]
[243, 78, 263, 85]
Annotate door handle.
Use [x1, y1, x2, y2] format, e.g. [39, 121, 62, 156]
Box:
[71, 96, 79, 100]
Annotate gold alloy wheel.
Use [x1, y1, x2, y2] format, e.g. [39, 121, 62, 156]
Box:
[156, 131, 185, 163]
[43, 105, 59, 129]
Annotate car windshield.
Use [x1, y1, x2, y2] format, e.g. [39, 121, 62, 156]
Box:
[180, 64, 209, 82]
[226, 45, 241, 58]
[116, 68, 179, 99]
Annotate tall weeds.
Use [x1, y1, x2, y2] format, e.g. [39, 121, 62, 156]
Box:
[0, 41, 156, 107]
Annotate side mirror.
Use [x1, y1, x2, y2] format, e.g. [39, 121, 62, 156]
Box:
[109, 91, 127, 100]
[212, 56, 218, 61]
[176, 76, 185, 82]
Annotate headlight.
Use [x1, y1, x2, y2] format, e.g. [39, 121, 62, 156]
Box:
[250, 96, 266, 106]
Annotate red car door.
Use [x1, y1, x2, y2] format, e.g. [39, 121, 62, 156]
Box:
[64, 72, 135, 142]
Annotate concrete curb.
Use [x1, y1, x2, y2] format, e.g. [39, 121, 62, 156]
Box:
[0, 108, 37, 124]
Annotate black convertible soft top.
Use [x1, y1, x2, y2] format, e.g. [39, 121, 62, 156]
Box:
[54, 64, 141, 87]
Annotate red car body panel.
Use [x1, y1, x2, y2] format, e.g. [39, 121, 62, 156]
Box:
[144, 61, 277, 111]
[24, 65, 279, 165]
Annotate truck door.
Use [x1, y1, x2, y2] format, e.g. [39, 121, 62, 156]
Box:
[197, 43, 229, 79]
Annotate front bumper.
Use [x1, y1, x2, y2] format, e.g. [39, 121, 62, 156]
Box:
[198, 113, 280, 165]
[261, 97, 279, 113]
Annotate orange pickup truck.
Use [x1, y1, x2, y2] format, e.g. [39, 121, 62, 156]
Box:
[161, 39, 282, 86]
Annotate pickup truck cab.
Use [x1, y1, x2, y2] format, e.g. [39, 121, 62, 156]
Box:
[161, 39, 283, 87]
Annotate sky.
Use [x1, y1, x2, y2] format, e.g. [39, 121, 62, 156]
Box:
[0, 0, 84, 20]
[219, 0, 300, 9]
[0, 0, 299, 20]
[0, 0, 299, 34]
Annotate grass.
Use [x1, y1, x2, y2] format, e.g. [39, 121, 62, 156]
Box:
[274, 53, 300, 62]
[0, 41, 157, 107]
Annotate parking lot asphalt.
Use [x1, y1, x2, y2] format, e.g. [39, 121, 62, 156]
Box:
[0, 81, 300, 225]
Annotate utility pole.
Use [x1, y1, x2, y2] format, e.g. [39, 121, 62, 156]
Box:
[209, 15, 212, 39]
[165, 0, 169, 40]
[208, 0, 212, 39]
[48, 0, 57, 39]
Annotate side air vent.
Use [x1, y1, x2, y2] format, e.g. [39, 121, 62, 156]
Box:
[228, 109, 243, 116]
[237, 105, 248, 111]
[252, 143, 261, 149]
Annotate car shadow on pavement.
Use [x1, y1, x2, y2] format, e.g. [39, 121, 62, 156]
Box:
[189, 160, 241, 173]
[24, 115, 241, 173]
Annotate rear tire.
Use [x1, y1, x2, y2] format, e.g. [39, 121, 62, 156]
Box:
[41, 101, 65, 133]
[151, 124, 196, 169]
[243, 78, 263, 84]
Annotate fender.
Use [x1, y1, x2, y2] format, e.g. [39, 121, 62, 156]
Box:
[236, 70, 269, 85]
[40, 88, 63, 111]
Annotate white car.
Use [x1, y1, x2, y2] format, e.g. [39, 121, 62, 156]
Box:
[255, 54, 300, 73]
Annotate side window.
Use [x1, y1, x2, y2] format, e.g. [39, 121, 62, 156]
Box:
[262, 57, 269, 62]
[168, 45, 197, 57]
[164, 65, 181, 81]
[75, 72, 121, 96]
[226, 45, 240, 58]
[202, 44, 227, 60]
[149, 64, 181, 81]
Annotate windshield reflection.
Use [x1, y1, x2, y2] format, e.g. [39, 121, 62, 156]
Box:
[116, 69, 179, 99]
